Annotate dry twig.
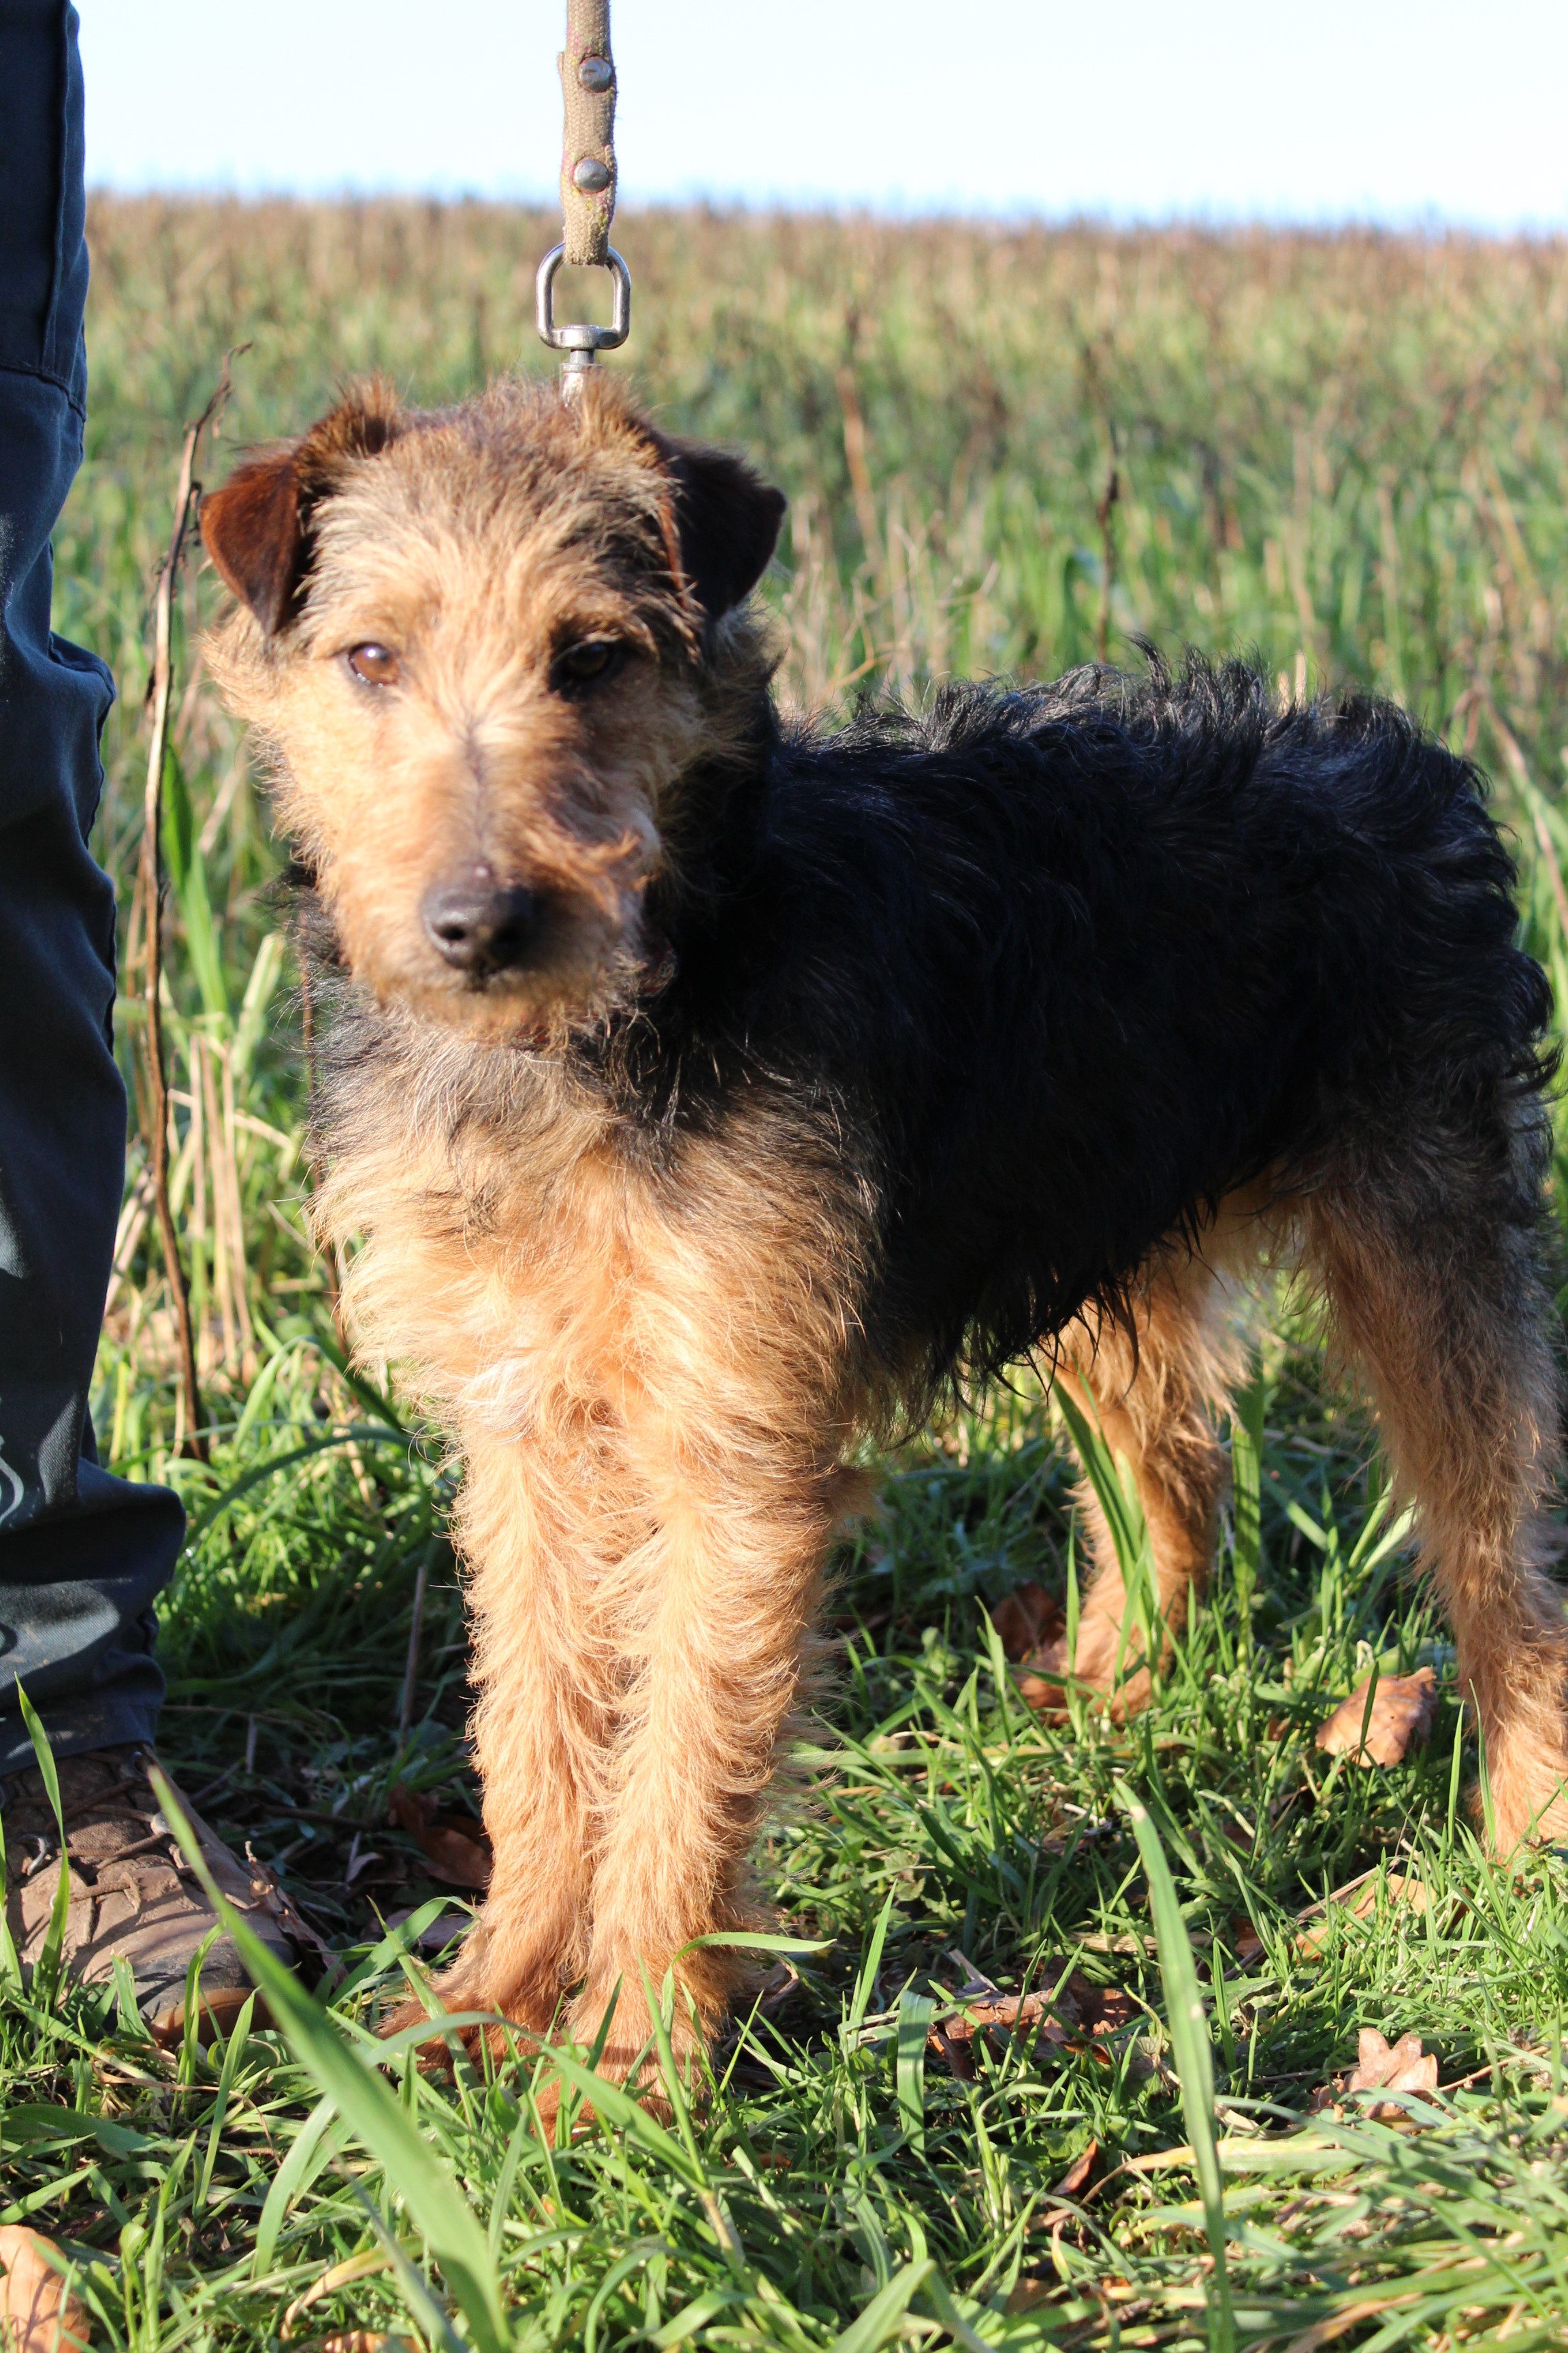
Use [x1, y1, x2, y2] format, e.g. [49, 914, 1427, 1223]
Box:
[1096, 448, 1121, 665]
[138, 355, 242, 1458]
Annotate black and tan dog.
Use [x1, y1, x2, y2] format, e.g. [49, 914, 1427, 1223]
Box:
[201, 372, 1568, 2090]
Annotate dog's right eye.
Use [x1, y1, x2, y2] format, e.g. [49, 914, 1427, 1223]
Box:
[346, 643, 400, 687]
[550, 638, 625, 694]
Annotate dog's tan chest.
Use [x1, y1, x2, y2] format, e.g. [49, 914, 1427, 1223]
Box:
[316, 1073, 871, 1469]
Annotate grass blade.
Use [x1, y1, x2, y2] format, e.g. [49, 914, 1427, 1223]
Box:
[253, 2094, 339, 2278]
[827, 2258, 935, 2353]
[1124, 1787, 1236, 2353]
[1231, 1379, 1264, 1657]
[155, 1776, 508, 2353]
[17, 1688, 72, 2004]
[845, 1887, 896, 2042]
[895, 1987, 934, 2153]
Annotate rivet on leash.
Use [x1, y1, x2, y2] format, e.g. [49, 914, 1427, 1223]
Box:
[543, 0, 630, 401]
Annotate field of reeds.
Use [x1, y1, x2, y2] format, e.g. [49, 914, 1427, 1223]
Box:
[16, 193, 1568, 2349]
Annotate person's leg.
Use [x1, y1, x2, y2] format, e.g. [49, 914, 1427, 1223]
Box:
[0, 6, 308, 2028]
[0, 2, 185, 1764]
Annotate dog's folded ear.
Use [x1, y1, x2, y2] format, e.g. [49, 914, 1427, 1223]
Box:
[199, 450, 307, 637]
[200, 380, 403, 636]
[649, 432, 786, 624]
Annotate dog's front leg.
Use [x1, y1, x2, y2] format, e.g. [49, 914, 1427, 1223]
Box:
[563, 1428, 839, 2093]
[402, 1427, 621, 2045]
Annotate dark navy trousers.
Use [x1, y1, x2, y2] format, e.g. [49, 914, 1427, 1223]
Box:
[0, 0, 184, 1770]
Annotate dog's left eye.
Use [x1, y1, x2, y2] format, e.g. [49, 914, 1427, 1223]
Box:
[551, 638, 625, 694]
[346, 643, 400, 687]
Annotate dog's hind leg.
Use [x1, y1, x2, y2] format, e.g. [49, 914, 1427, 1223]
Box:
[1055, 1231, 1247, 1713]
[1300, 1121, 1568, 1855]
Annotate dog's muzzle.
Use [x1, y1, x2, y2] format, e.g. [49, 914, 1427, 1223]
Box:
[423, 867, 547, 979]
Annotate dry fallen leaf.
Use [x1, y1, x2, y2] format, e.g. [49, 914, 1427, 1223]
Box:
[1311, 2026, 1440, 2117]
[928, 1974, 1139, 2078]
[1085, 1987, 1138, 2036]
[279, 2249, 395, 2339]
[755, 1958, 803, 2013]
[1052, 2139, 1100, 2198]
[1315, 1667, 1438, 1767]
[0, 2228, 91, 2353]
[928, 1990, 1050, 2077]
[387, 1784, 492, 1891]
[1348, 2027, 1439, 2096]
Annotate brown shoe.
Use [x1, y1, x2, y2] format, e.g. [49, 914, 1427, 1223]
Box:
[0, 1744, 308, 2041]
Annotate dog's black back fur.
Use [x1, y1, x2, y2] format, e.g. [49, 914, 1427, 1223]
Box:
[610, 656, 1553, 1399]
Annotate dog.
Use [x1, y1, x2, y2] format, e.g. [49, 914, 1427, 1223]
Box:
[200, 370, 1568, 2091]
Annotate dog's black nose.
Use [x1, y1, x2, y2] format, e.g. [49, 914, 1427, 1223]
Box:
[422, 871, 546, 975]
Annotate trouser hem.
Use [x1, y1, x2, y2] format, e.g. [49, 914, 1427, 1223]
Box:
[0, 1693, 162, 1778]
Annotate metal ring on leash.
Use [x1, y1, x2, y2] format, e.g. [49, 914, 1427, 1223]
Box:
[535, 242, 631, 394]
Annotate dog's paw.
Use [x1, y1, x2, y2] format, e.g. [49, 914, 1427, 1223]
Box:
[377, 1958, 560, 2064]
[1482, 1750, 1568, 1856]
[556, 1981, 711, 2107]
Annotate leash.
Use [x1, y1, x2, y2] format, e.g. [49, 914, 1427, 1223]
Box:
[536, 0, 630, 396]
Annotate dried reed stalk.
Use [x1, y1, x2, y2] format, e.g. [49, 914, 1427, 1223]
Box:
[138, 359, 238, 1461]
[1096, 453, 1121, 666]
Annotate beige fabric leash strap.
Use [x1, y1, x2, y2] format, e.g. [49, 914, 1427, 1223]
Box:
[559, 0, 616, 268]
[537, 0, 629, 386]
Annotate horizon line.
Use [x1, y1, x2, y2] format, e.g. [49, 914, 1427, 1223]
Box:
[84, 186, 1568, 244]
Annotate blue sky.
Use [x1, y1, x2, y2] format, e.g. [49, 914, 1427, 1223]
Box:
[80, 1, 1568, 231]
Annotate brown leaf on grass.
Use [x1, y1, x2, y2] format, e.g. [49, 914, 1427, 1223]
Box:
[928, 1989, 1051, 2077]
[927, 1974, 1138, 2078]
[1310, 2026, 1440, 2117]
[0, 2228, 91, 2353]
[279, 2249, 394, 2339]
[1083, 1985, 1138, 2036]
[992, 1583, 1063, 1662]
[386, 1784, 492, 1891]
[1052, 2139, 1100, 2198]
[1315, 1667, 1438, 1767]
[1348, 2027, 1439, 2096]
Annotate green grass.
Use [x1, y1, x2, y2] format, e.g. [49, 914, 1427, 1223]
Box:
[14, 197, 1568, 2346]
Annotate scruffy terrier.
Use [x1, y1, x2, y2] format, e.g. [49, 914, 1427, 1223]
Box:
[201, 372, 1568, 2091]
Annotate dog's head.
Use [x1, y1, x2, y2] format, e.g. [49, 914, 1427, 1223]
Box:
[201, 375, 784, 1042]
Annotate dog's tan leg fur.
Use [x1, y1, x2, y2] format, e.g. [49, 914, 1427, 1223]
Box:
[323, 1082, 866, 2081]
[446, 1430, 618, 2036]
[1056, 1234, 1245, 1711]
[551, 1110, 865, 2085]
[1302, 1176, 1568, 1850]
[564, 1416, 841, 2082]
